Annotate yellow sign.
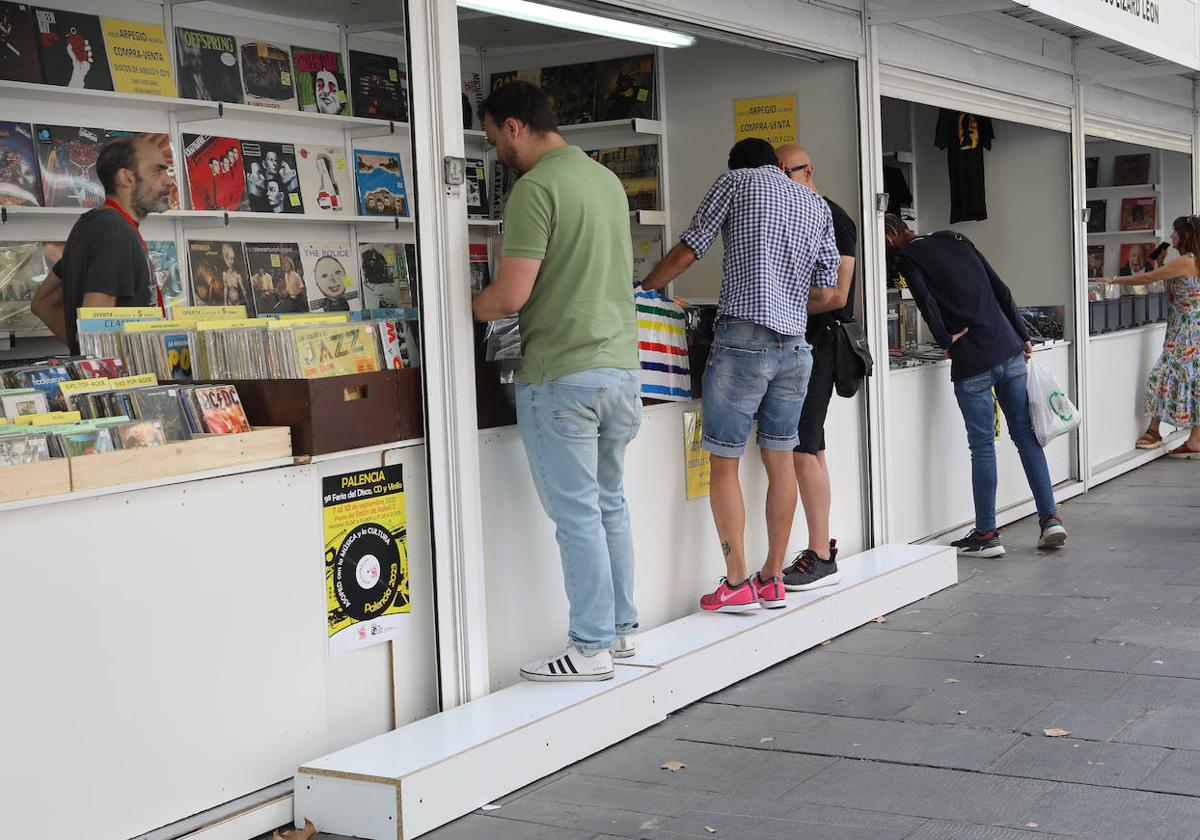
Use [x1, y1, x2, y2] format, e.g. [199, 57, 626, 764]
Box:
[59, 379, 112, 396]
[733, 94, 798, 149]
[683, 410, 710, 500]
[174, 306, 248, 322]
[111, 373, 159, 390]
[102, 18, 177, 97]
[294, 325, 380, 378]
[78, 307, 162, 320]
[323, 465, 410, 655]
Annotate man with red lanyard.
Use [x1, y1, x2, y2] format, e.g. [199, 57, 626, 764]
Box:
[32, 137, 175, 353]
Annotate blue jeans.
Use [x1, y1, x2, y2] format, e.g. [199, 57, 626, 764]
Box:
[953, 353, 1057, 533]
[700, 318, 813, 458]
[515, 368, 643, 652]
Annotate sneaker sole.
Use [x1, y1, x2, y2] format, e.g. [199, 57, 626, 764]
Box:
[703, 602, 761, 614]
[520, 670, 614, 682]
[758, 598, 788, 609]
[783, 573, 843, 592]
[1038, 527, 1068, 549]
[611, 648, 636, 659]
[956, 545, 1005, 558]
[1168, 451, 1200, 460]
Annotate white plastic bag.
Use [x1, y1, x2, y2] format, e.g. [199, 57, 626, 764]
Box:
[1026, 358, 1080, 447]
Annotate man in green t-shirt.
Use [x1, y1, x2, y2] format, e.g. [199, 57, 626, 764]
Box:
[472, 81, 642, 684]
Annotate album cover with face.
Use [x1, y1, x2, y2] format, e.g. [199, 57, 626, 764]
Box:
[174, 26, 242, 103]
[241, 139, 304, 214]
[296, 143, 349, 214]
[292, 46, 348, 116]
[237, 38, 297, 109]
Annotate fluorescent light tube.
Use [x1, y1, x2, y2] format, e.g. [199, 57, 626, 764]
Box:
[458, 0, 696, 48]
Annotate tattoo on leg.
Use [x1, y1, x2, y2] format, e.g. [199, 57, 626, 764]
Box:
[721, 541, 731, 557]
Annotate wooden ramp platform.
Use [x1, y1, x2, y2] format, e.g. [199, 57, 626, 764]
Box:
[293, 543, 957, 839]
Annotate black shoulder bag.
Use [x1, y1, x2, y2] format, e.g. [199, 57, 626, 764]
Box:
[832, 318, 874, 398]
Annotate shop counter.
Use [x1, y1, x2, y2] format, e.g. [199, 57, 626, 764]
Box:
[1087, 323, 1171, 474]
[0, 443, 437, 840]
[887, 341, 1076, 544]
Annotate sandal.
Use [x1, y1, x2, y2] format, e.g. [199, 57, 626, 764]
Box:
[1167, 444, 1200, 460]
[1136, 430, 1163, 449]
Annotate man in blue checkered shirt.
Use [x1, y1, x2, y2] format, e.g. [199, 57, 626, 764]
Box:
[642, 137, 840, 614]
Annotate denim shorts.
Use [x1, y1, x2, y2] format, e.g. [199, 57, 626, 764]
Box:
[700, 318, 812, 458]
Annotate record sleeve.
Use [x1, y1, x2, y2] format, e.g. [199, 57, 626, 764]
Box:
[0, 388, 48, 418]
[301, 241, 358, 312]
[113, 418, 165, 448]
[182, 133, 245, 211]
[147, 240, 185, 312]
[589, 144, 658, 210]
[193, 384, 250, 433]
[1113, 153, 1151, 186]
[0, 121, 42, 206]
[16, 364, 69, 410]
[101, 17, 175, 97]
[348, 50, 407, 121]
[462, 72, 483, 129]
[130, 385, 191, 440]
[354, 149, 408, 217]
[1086, 199, 1106, 234]
[594, 54, 654, 121]
[0, 432, 49, 464]
[296, 143, 349, 214]
[1119, 196, 1156, 232]
[242, 139, 304, 213]
[292, 46, 348, 115]
[0, 2, 42, 83]
[33, 123, 105, 208]
[539, 62, 597, 126]
[0, 241, 46, 333]
[468, 242, 490, 292]
[174, 26, 242, 103]
[245, 240, 307, 316]
[34, 6, 112, 89]
[488, 67, 540, 91]
[188, 240, 254, 313]
[237, 38, 297, 110]
[358, 242, 412, 310]
[465, 157, 487, 217]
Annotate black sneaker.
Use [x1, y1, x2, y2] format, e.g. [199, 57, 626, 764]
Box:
[950, 529, 1005, 558]
[783, 541, 841, 591]
[1038, 514, 1068, 549]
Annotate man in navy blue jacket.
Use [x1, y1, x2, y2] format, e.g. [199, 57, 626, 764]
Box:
[885, 215, 1067, 557]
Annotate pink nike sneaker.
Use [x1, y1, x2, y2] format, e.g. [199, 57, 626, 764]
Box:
[700, 577, 760, 613]
[755, 572, 787, 609]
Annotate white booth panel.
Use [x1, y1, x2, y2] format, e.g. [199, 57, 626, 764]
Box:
[480, 393, 868, 691]
[888, 343, 1075, 545]
[1087, 325, 1171, 471]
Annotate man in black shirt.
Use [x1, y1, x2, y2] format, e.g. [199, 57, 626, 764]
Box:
[775, 144, 856, 591]
[885, 215, 1068, 557]
[31, 137, 175, 353]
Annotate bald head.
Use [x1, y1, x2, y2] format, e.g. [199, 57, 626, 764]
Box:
[776, 144, 814, 189]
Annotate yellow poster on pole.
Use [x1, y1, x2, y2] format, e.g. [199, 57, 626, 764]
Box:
[323, 464, 410, 655]
[683, 409, 710, 500]
[101, 18, 177, 97]
[733, 94, 798, 148]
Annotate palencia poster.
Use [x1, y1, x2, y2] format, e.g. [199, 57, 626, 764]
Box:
[683, 409, 710, 499]
[323, 464, 410, 654]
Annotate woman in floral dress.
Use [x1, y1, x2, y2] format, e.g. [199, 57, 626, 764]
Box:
[1108, 215, 1200, 458]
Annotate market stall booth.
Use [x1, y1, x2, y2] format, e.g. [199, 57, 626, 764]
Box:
[460, 1, 872, 688]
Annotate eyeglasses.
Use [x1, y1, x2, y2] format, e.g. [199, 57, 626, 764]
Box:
[784, 163, 811, 176]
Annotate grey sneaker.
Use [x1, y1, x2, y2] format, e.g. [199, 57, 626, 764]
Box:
[1038, 514, 1068, 549]
[611, 634, 636, 658]
[951, 529, 1005, 558]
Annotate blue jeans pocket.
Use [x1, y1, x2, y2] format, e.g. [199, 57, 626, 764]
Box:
[549, 381, 605, 438]
[713, 345, 766, 401]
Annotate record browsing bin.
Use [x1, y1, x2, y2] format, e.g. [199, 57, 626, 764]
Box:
[0, 427, 292, 501]
[202, 369, 422, 455]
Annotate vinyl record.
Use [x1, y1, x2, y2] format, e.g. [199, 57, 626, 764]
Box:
[332, 522, 401, 621]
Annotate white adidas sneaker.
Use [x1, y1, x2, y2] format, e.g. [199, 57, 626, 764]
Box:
[611, 634, 636, 659]
[520, 646, 614, 682]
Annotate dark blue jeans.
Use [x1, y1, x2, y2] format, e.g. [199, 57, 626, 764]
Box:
[953, 353, 1057, 533]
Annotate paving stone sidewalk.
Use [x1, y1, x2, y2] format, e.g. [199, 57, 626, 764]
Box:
[338, 458, 1200, 840]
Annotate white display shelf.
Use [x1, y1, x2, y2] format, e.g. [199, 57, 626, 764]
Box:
[464, 129, 488, 142]
[1088, 229, 1164, 239]
[0, 206, 412, 228]
[1086, 183, 1161, 197]
[559, 117, 663, 137]
[632, 209, 667, 226]
[467, 218, 502, 228]
[0, 79, 406, 136]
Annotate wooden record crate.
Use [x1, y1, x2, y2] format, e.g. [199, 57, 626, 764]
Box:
[0, 459, 72, 503]
[202, 370, 423, 455]
[68, 427, 293, 491]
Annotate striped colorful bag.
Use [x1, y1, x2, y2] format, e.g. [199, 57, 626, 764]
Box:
[635, 290, 692, 400]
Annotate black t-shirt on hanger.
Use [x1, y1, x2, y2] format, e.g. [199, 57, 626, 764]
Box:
[934, 109, 994, 224]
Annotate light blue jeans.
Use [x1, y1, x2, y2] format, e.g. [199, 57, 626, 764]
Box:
[515, 367, 643, 653]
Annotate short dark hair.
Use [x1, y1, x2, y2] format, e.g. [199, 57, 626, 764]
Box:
[479, 80, 558, 134]
[97, 138, 140, 194]
[728, 138, 777, 170]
